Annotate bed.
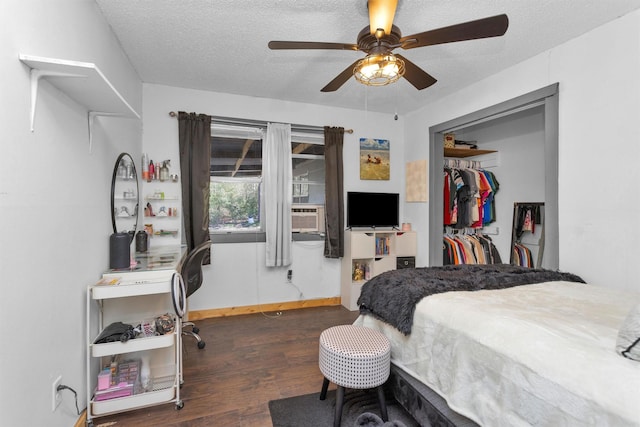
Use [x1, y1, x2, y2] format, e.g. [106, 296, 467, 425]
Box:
[352, 264, 640, 426]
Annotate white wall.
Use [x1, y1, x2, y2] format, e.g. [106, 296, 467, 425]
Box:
[0, 1, 142, 426]
[405, 10, 640, 291]
[141, 84, 406, 310]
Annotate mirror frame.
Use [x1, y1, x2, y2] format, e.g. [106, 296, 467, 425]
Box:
[110, 152, 139, 240]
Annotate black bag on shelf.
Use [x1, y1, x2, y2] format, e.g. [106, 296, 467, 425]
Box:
[94, 321, 136, 344]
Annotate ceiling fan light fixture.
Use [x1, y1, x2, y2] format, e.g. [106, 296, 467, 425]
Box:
[354, 53, 405, 87]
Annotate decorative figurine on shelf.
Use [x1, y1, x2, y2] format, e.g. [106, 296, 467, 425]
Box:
[157, 206, 168, 217]
[353, 263, 364, 281]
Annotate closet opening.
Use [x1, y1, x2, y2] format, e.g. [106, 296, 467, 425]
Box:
[428, 83, 559, 269]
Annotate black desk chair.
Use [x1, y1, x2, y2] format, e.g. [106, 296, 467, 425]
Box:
[178, 241, 211, 349]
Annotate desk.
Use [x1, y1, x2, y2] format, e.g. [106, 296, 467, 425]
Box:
[86, 245, 187, 425]
[99, 246, 187, 290]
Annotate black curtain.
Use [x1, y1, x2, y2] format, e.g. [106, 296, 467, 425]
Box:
[323, 127, 344, 258]
[178, 112, 212, 264]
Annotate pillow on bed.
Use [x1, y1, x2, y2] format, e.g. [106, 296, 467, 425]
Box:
[616, 303, 640, 361]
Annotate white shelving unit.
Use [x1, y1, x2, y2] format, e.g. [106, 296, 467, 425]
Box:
[18, 54, 140, 149]
[340, 230, 417, 311]
[113, 175, 139, 234]
[86, 247, 186, 427]
[142, 173, 181, 245]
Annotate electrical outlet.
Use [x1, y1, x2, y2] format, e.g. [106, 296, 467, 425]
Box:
[52, 375, 62, 412]
[287, 270, 292, 281]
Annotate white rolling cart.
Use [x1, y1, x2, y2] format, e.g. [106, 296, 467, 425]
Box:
[86, 246, 187, 427]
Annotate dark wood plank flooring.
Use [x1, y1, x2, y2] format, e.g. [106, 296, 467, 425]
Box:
[94, 306, 360, 426]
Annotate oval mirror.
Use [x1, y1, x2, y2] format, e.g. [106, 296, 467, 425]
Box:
[110, 152, 139, 240]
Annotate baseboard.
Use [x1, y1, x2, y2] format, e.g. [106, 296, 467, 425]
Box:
[75, 410, 86, 427]
[188, 297, 341, 320]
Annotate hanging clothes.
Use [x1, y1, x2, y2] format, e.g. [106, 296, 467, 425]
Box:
[443, 232, 502, 265]
[514, 204, 541, 238]
[443, 162, 499, 229]
[443, 169, 456, 225]
[513, 243, 534, 267]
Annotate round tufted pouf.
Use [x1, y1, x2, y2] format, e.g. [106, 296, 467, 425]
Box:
[319, 325, 391, 427]
[319, 325, 391, 388]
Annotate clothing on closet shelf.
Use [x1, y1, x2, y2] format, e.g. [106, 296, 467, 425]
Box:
[443, 232, 502, 265]
[444, 163, 499, 229]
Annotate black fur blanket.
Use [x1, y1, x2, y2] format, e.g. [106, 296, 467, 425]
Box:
[357, 264, 584, 335]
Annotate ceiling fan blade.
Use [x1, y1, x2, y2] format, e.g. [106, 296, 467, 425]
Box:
[368, 0, 398, 36]
[321, 59, 361, 92]
[268, 41, 358, 51]
[396, 54, 437, 90]
[400, 14, 509, 49]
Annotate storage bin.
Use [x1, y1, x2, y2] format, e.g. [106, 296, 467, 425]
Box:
[444, 133, 455, 149]
[396, 256, 415, 269]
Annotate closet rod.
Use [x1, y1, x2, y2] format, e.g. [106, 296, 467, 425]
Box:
[444, 158, 481, 169]
[168, 111, 353, 134]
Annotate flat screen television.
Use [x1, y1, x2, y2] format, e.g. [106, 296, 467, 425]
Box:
[347, 192, 399, 229]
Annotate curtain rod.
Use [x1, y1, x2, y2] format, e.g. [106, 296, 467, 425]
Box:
[168, 111, 353, 134]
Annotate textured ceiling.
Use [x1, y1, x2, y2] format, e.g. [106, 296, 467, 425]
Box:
[95, 0, 640, 115]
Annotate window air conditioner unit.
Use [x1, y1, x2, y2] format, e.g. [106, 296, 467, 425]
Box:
[291, 204, 325, 233]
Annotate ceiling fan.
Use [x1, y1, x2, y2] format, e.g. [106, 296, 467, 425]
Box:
[268, 0, 508, 92]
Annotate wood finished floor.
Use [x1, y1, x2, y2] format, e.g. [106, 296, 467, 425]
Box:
[93, 305, 360, 427]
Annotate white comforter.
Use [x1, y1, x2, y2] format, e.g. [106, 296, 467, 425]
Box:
[354, 281, 640, 426]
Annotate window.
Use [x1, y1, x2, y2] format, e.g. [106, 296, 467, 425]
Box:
[209, 125, 263, 232]
[291, 133, 325, 206]
[209, 121, 324, 235]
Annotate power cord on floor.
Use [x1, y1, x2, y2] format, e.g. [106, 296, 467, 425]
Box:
[57, 384, 81, 415]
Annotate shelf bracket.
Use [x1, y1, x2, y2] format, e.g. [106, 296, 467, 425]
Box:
[88, 112, 124, 153]
[28, 68, 87, 132]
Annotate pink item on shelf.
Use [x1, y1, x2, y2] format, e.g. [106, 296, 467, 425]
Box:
[94, 382, 134, 401]
[97, 370, 111, 391]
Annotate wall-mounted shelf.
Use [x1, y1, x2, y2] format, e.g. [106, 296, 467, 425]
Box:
[19, 54, 141, 149]
[444, 147, 497, 158]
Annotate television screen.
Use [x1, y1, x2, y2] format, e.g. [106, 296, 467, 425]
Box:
[347, 192, 399, 228]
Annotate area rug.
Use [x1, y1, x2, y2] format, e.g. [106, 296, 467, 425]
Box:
[269, 388, 419, 427]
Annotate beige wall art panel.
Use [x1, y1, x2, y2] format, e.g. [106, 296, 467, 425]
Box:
[406, 160, 428, 202]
